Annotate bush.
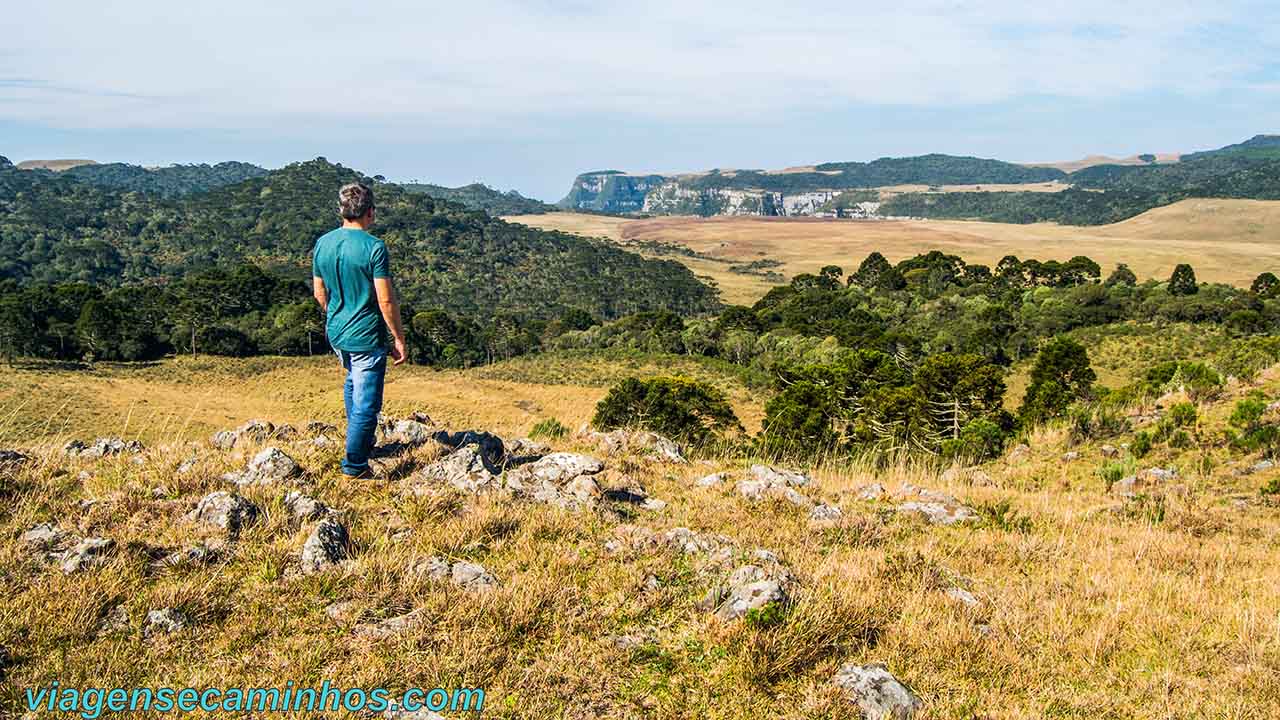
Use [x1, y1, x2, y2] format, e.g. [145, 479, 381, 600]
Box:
[1143, 361, 1223, 401]
[592, 376, 743, 446]
[940, 418, 1007, 462]
[529, 417, 569, 440]
[758, 381, 839, 457]
[1228, 392, 1278, 457]
[1068, 404, 1129, 444]
[1019, 337, 1096, 424]
[1131, 431, 1153, 458]
[1098, 460, 1132, 493]
[1167, 402, 1198, 428]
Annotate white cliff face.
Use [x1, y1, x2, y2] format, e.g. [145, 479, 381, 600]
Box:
[563, 171, 889, 218]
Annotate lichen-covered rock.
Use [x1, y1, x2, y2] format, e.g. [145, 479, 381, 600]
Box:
[832, 663, 922, 719]
[810, 503, 843, 521]
[144, 607, 190, 638]
[66, 438, 143, 459]
[695, 472, 728, 488]
[523, 452, 605, 482]
[283, 490, 330, 522]
[227, 447, 301, 485]
[703, 561, 793, 621]
[237, 419, 276, 443]
[581, 429, 687, 463]
[855, 483, 886, 501]
[210, 430, 239, 451]
[450, 561, 498, 591]
[1111, 467, 1179, 498]
[387, 419, 434, 445]
[415, 445, 501, 494]
[304, 421, 338, 438]
[301, 518, 349, 574]
[61, 537, 115, 574]
[748, 464, 810, 487]
[738, 465, 812, 505]
[896, 501, 978, 526]
[187, 491, 259, 537]
[160, 543, 220, 568]
[0, 449, 29, 467]
[409, 555, 451, 581]
[354, 610, 424, 640]
[20, 523, 68, 554]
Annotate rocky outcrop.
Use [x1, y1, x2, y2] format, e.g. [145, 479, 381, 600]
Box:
[223, 447, 302, 485]
[64, 438, 143, 459]
[300, 518, 349, 574]
[187, 491, 259, 537]
[832, 663, 922, 719]
[61, 537, 115, 574]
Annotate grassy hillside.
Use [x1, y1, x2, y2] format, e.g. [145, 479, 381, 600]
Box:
[3, 351, 1280, 717]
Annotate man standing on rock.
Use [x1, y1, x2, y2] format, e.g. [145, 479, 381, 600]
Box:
[311, 182, 407, 478]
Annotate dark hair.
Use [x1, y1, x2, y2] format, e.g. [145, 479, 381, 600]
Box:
[338, 182, 375, 220]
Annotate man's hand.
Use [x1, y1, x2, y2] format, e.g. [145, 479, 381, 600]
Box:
[389, 336, 407, 366]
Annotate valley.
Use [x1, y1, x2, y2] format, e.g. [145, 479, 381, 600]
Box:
[510, 198, 1280, 304]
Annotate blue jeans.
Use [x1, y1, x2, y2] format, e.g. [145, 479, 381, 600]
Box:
[336, 348, 387, 475]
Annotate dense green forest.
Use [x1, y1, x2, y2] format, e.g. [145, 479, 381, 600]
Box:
[58, 161, 269, 196]
[0, 154, 717, 365]
[402, 182, 555, 215]
[688, 155, 1066, 193]
[554, 252, 1280, 459]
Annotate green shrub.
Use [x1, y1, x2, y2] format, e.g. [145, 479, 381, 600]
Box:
[1098, 460, 1133, 493]
[1068, 404, 1130, 443]
[592, 376, 743, 446]
[1143, 361, 1223, 401]
[1019, 337, 1096, 425]
[939, 418, 1007, 463]
[529, 417, 569, 440]
[1168, 429, 1193, 449]
[1167, 402, 1198, 428]
[1228, 392, 1278, 457]
[1131, 431, 1153, 458]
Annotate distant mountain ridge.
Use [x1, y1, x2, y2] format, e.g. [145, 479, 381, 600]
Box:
[559, 135, 1280, 221]
[402, 182, 555, 215]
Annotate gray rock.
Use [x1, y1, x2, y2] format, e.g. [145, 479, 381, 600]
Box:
[833, 663, 922, 719]
[1253, 459, 1276, 473]
[60, 537, 115, 574]
[706, 563, 792, 621]
[855, 483, 886, 501]
[354, 610, 424, 640]
[20, 523, 67, 553]
[523, 452, 605, 482]
[283, 490, 329, 522]
[945, 587, 979, 608]
[897, 501, 978, 526]
[1100, 444, 1120, 458]
[176, 457, 200, 474]
[231, 447, 302, 485]
[324, 600, 361, 624]
[63, 439, 87, 456]
[305, 421, 339, 438]
[810, 503, 843, 521]
[300, 518, 349, 574]
[144, 607, 190, 638]
[187, 491, 259, 536]
[160, 543, 220, 568]
[68, 438, 143, 459]
[416, 445, 501, 494]
[0, 449, 29, 467]
[1112, 467, 1179, 498]
[98, 605, 130, 634]
[748, 464, 810, 487]
[210, 430, 239, 450]
[387, 419, 434, 445]
[236, 419, 275, 443]
[696, 472, 729, 488]
[1005, 443, 1031, 464]
[410, 555, 452, 581]
[450, 561, 498, 591]
[582, 429, 686, 463]
[1061, 451, 1080, 462]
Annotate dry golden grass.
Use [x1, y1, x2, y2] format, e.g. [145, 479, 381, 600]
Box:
[3, 356, 1280, 717]
[509, 200, 1280, 304]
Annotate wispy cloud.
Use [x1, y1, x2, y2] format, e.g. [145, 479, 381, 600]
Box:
[2, 0, 1277, 130]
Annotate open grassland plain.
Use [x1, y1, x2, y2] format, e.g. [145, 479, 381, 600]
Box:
[509, 199, 1280, 304]
[3, 353, 1280, 717]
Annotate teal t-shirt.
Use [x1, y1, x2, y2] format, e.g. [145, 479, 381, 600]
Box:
[311, 227, 391, 352]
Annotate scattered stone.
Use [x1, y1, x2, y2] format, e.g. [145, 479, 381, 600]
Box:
[386, 419, 434, 445]
[354, 610, 424, 640]
[187, 491, 259, 537]
[300, 518, 349, 574]
[505, 437, 550, 460]
[563, 475, 601, 502]
[1111, 467, 1179, 498]
[833, 663, 922, 719]
[522, 452, 605, 482]
[695, 472, 728, 488]
[272, 424, 298, 441]
[66, 438, 143, 459]
[20, 523, 68, 553]
[1100, 444, 1120, 459]
[640, 497, 668, 512]
[810, 503, 843, 522]
[305, 421, 338, 438]
[210, 431, 239, 451]
[738, 465, 813, 506]
[61, 537, 115, 574]
[749, 464, 810, 487]
[237, 420, 276, 443]
[431, 430, 507, 468]
[503, 452, 608, 509]
[897, 501, 978, 526]
[324, 600, 361, 624]
[283, 490, 330, 522]
[415, 445, 501, 494]
[1061, 451, 1080, 462]
[854, 483, 886, 501]
[1252, 459, 1275, 474]
[227, 447, 302, 485]
[176, 457, 199, 474]
[1005, 443, 1031, 465]
[704, 561, 793, 621]
[410, 555, 452, 581]
[945, 587, 980, 608]
[98, 605, 130, 634]
[159, 543, 220, 568]
[144, 608, 190, 638]
[611, 634, 647, 650]
[0, 449, 29, 467]
[582, 429, 686, 463]
[450, 561, 498, 591]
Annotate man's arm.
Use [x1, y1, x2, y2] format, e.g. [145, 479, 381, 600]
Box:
[373, 277, 407, 365]
[312, 276, 328, 311]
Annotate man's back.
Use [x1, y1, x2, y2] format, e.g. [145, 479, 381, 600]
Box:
[311, 227, 390, 352]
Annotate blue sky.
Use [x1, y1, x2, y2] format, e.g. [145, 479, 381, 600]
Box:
[3, 1, 1278, 200]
